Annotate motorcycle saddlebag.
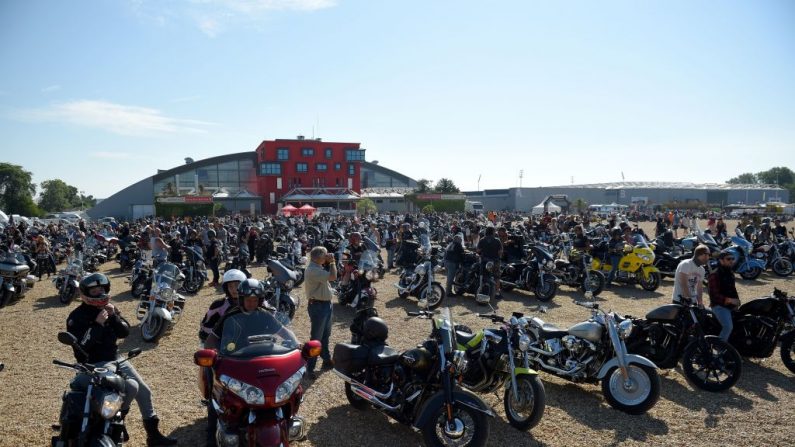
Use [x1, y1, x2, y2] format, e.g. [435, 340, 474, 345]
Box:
[332, 343, 370, 375]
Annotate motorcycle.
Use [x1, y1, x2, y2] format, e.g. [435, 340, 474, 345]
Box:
[194, 311, 321, 446]
[396, 247, 445, 309]
[0, 247, 36, 308]
[180, 245, 208, 294]
[706, 289, 795, 374]
[754, 240, 793, 277]
[456, 311, 546, 431]
[552, 245, 604, 297]
[116, 245, 138, 272]
[337, 237, 381, 307]
[624, 300, 743, 392]
[332, 308, 493, 446]
[129, 255, 152, 299]
[524, 301, 661, 414]
[54, 257, 84, 305]
[721, 228, 767, 280]
[263, 259, 302, 325]
[592, 235, 661, 291]
[136, 262, 186, 343]
[51, 331, 140, 447]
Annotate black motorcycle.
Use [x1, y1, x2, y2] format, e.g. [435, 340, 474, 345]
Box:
[502, 244, 558, 302]
[180, 245, 207, 294]
[332, 308, 493, 447]
[625, 299, 743, 392]
[51, 332, 141, 447]
[551, 246, 605, 297]
[262, 259, 302, 324]
[0, 247, 35, 308]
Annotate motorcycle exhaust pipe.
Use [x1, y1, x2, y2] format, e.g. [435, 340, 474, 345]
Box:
[501, 280, 519, 288]
[350, 385, 400, 412]
[332, 369, 394, 399]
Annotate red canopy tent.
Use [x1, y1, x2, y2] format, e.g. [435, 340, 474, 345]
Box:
[297, 204, 316, 217]
[281, 204, 298, 216]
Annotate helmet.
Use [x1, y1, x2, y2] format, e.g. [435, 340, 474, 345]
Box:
[222, 269, 247, 297]
[207, 229, 217, 239]
[237, 278, 266, 312]
[363, 317, 389, 342]
[760, 223, 770, 232]
[79, 273, 111, 307]
[611, 227, 622, 237]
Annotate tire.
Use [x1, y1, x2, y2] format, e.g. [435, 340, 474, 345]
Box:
[681, 337, 742, 392]
[601, 364, 660, 415]
[503, 375, 546, 431]
[420, 282, 446, 309]
[421, 401, 489, 447]
[581, 270, 605, 297]
[0, 290, 8, 308]
[534, 274, 557, 302]
[639, 271, 661, 291]
[131, 277, 146, 298]
[771, 259, 793, 277]
[141, 314, 168, 343]
[779, 331, 795, 374]
[344, 383, 370, 410]
[59, 285, 74, 305]
[739, 266, 762, 280]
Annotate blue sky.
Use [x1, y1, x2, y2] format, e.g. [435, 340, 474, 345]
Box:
[1, 0, 793, 199]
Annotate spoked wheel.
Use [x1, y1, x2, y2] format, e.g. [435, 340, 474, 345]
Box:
[420, 283, 446, 309]
[601, 364, 660, 415]
[581, 270, 605, 297]
[681, 336, 742, 392]
[422, 402, 489, 447]
[534, 274, 557, 302]
[141, 314, 167, 343]
[639, 271, 661, 291]
[772, 259, 793, 277]
[503, 375, 546, 431]
[778, 331, 795, 374]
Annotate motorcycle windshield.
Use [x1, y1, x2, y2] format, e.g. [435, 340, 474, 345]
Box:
[152, 262, 180, 293]
[436, 307, 456, 354]
[0, 251, 26, 265]
[701, 232, 717, 246]
[184, 245, 204, 263]
[358, 250, 378, 270]
[220, 310, 299, 358]
[533, 246, 553, 261]
[268, 260, 298, 283]
[632, 234, 650, 248]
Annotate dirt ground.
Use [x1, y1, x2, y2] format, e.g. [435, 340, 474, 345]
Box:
[0, 220, 793, 447]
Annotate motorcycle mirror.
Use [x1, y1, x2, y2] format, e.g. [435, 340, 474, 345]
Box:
[302, 340, 322, 359]
[127, 348, 142, 359]
[57, 332, 78, 346]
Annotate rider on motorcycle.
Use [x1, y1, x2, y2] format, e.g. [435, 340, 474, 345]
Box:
[605, 228, 624, 288]
[707, 250, 740, 341]
[199, 269, 247, 345]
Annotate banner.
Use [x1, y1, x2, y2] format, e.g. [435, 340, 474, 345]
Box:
[157, 196, 214, 204]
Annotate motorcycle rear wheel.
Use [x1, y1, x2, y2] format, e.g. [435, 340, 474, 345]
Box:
[503, 375, 545, 431]
[779, 331, 795, 374]
[141, 314, 168, 343]
[183, 278, 202, 294]
[681, 337, 742, 392]
[771, 258, 793, 277]
[422, 402, 489, 447]
[601, 364, 660, 415]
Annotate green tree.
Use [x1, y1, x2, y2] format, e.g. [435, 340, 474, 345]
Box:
[574, 198, 588, 213]
[421, 204, 435, 213]
[356, 198, 377, 215]
[39, 179, 77, 212]
[0, 163, 41, 216]
[727, 173, 758, 184]
[416, 179, 433, 193]
[756, 167, 795, 186]
[434, 178, 459, 193]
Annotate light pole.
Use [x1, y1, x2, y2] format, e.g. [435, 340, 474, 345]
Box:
[80, 190, 85, 211]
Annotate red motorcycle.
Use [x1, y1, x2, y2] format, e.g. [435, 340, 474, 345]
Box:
[194, 309, 321, 447]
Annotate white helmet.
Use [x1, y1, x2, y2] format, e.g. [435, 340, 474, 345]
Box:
[222, 269, 247, 297]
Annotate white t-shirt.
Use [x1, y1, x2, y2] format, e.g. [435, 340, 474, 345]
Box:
[672, 259, 704, 303]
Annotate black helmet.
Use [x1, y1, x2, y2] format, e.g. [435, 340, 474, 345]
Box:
[760, 223, 770, 231]
[237, 278, 266, 311]
[207, 229, 217, 239]
[611, 227, 622, 237]
[79, 273, 111, 306]
[363, 317, 389, 342]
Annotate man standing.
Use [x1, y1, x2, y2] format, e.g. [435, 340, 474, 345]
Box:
[673, 245, 710, 307]
[304, 246, 337, 379]
[444, 234, 465, 296]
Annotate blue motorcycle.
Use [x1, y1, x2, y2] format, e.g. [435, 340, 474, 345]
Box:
[715, 228, 767, 280]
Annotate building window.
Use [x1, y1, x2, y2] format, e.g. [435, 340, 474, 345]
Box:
[346, 149, 365, 161]
[260, 163, 281, 175]
[348, 164, 355, 175]
[316, 163, 327, 172]
[277, 148, 289, 160]
[325, 148, 333, 159]
[334, 162, 342, 171]
[296, 163, 308, 173]
[335, 178, 341, 186]
[301, 148, 314, 157]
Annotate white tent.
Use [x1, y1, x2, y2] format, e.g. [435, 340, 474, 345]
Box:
[532, 201, 561, 215]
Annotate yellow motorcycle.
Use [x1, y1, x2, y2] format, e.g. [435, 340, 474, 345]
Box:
[592, 235, 661, 291]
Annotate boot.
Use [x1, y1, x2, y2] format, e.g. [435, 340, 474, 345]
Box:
[143, 416, 178, 446]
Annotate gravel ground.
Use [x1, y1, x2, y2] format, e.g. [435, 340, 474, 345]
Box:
[1, 220, 793, 447]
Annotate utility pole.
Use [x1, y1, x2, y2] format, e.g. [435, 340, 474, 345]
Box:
[477, 174, 481, 192]
[519, 170, 524, 188]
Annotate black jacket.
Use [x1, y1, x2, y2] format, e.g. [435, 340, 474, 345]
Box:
[444, 240, 465, 264]
[66, 303, 130, 363]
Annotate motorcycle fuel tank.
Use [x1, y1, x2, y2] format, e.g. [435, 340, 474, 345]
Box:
[738, 297, 777, 316]
[645, 304, 683, 321]
[567, 321, 603, 343]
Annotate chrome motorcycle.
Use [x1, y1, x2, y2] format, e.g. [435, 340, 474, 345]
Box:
[136, 262, 186, 343]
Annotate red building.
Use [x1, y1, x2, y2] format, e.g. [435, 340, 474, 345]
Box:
[255, 136, 366, 213]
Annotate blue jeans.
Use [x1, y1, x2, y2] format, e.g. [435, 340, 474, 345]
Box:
[445, 261, 460, 294]
[307, 301, 333, 371]
[712, 305, 734, 342]
[607, 254, 621, 283]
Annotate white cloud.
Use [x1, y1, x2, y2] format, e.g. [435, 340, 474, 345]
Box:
[211, 0, 337, 13]
[91, 151, 136, 160]
[17, 100, 215, 136]
[41, 85, 61, 93]
[196, 16, 221, 37]
[170, 95, 202, 103]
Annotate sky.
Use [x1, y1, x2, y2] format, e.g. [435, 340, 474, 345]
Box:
[1, 0, 794, 199]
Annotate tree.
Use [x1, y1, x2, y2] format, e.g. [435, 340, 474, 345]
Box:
[727, 173, 757, 184]
[434, 178, 459, 193]
[39, 179, 94, 212]
[0, 163, 41, 216]
[416, 179, 433, 193]
[422, 204, 435, 213]
[756, 167, 795, 186]
[356, 198, 377, 215]
[574, 198, 588, 213]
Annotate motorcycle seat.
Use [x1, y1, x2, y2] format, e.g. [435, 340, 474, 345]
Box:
[532, 317, 568, 338]
[367, 344, 400, 366]
[455, 330, 478, 347]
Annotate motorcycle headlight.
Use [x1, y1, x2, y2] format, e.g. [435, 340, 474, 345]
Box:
[452, 350, 468, 373]
[485, 261, 494, 272]
[220, 374, 265, 405]
[618, 319, 634, 339]
[100, 392, 123, 419]
[545, 260, 555, 271]
[518, 334, 530, 352]
[158, 287, 175, 301]
[640, 255, 652, 263]
[414, 265, 425, 274]
[275, 367, 306, 403]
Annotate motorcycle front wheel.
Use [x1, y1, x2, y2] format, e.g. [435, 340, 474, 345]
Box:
[59, 286, 74, 305]
[778, 331, 795, 374]
[141, 314, 168, 343]
[422, 403, 489, 447]
[534, 274, 557, 302]
[420, 282, 446, 309]
[738, 266, 762, 280]
[131, 278, 146, 298]
[503, 375, 546, 431]
[639, 271, 661, 291]
[771, 258, 793, 277]
[681, 337, 742, 392]
[182, 278, 202, 294]
[601, 364, 660, 415]
[581, 270, 605, 297]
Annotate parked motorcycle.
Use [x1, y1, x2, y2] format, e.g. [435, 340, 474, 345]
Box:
[116, 244, 138, 272]
[722, 228, 767, 280]
[129, 255, 152, 299]
[500, 244, 559, 302]
[180, 245, 207, 294]
[136, 262, 186, 342]
[552, 246, 604, 297]
[332, 308, 493, 446]
[592, 235, 661, 291]
[194, 311, 321, 446]
[396, 247, 445, 309]
[625, 300, 743, 391]
[524, 301, 661, 414]
[456, 312, 546, 431]
[263, 259, 302, 325]
[51, 332, 140, 447]
[0, 247, 36, 308]
[54, 257, 84, 305]
[754, 240, 793, 277]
